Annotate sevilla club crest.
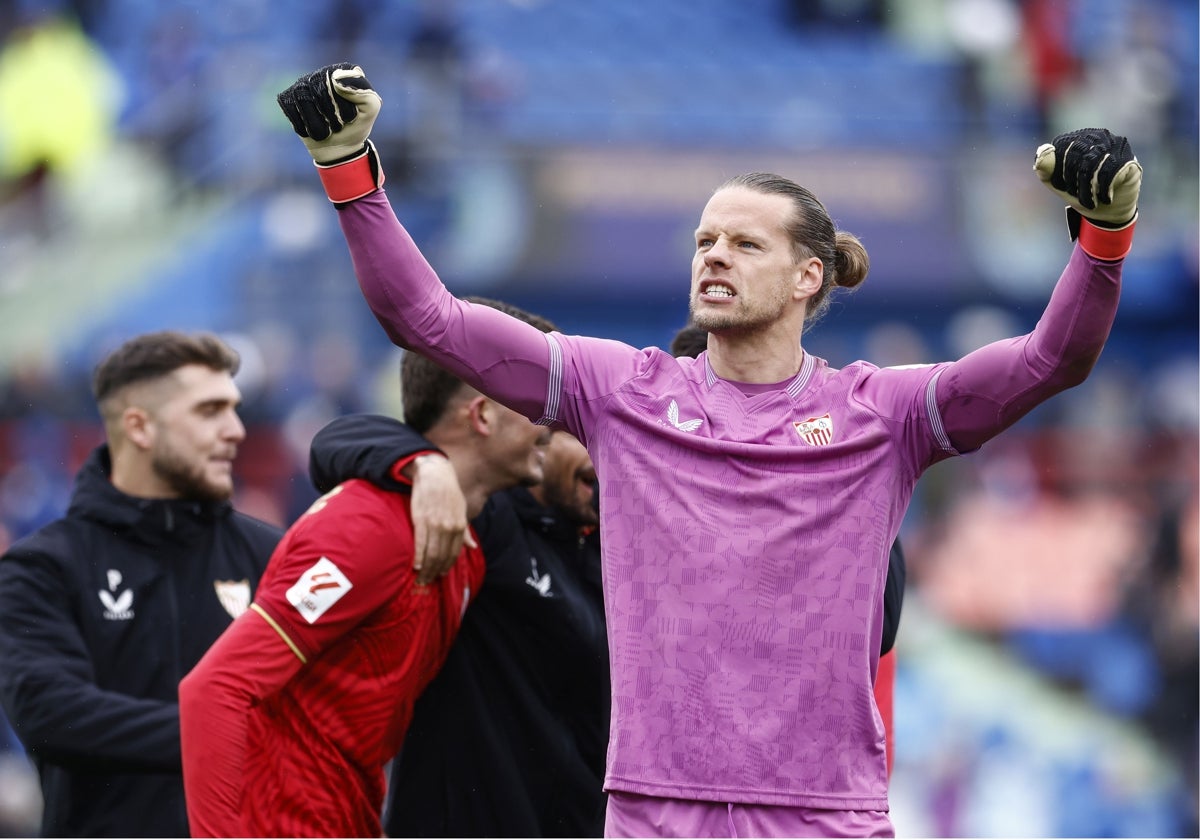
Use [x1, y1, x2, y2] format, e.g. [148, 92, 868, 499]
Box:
[793, 413, 834, 446]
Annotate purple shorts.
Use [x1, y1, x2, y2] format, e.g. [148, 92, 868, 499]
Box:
[605, 791, 894, 838]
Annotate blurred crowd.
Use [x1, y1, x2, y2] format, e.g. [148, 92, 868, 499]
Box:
[0, 0, 1195, 836]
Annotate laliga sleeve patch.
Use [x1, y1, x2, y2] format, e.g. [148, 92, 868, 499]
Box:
[285, 557, 353, 624]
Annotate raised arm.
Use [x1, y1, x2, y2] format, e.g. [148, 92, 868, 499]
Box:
[936, 129, 1142, 453]
[277, 65, 555, 422]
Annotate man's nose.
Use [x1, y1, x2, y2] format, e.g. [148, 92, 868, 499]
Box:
[225, 411, 247, 443]
[705, 238, 732, 267]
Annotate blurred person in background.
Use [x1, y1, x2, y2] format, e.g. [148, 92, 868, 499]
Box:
[279, 62, 1141, 837]
[0, 330, 280, 837]
[0, 5, 121, 241]
[0, 519, 40, 837]
[1119, 489, 1199, 832]
[670, 322, 907, 777]
[178, 301, 553, 838]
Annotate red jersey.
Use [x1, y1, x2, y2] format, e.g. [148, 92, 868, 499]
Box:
[180, 478, 484, 838]
[874, 650, 896, 778]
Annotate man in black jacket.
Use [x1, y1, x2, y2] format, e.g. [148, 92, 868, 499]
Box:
[0, 331, 281, 837]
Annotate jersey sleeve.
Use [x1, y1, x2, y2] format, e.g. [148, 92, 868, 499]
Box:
[250, 481, 415, 661]
[338, 193, 675, 442]
[540, 332, 665, 446]
[339, 193, 557, 423]
[857, 245, 1122, 470]
[934, 246, 1122, 452]
[852, 361, 959, 474]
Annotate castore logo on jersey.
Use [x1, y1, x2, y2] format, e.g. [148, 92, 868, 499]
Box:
[663, 399, 703, 433]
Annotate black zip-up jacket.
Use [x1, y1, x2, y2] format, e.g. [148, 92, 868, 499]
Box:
[0, 446, 281, 837]
[311, 414, 610, 837]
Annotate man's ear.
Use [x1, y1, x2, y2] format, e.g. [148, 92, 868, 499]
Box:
[122, 406, 153, 450]
[793, 256, 823, 301]
[464, 395, 492, 436]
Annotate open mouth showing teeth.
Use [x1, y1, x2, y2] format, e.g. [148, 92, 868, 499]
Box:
[703, 283, 735, 298]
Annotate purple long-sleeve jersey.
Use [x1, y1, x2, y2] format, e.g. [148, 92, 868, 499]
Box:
[339, 190, 1121, 809]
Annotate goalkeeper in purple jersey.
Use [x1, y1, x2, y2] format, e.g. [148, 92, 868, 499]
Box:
[278, 64, 1142, 838]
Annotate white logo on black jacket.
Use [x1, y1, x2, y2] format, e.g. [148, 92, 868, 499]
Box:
[99, 569, 134, 620]
[525, 558, 552, 597]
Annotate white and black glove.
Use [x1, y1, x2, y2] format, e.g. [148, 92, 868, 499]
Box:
[1034, 128, 1141, 260]
[277, 63, 384, 204]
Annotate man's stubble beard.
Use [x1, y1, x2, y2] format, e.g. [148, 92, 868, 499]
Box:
[152, 448, 233, 503]
[689, 282, 792, 337]
[545, 475, 599, 527]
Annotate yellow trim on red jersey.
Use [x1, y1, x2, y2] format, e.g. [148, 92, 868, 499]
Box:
[250, 603, 307, 665]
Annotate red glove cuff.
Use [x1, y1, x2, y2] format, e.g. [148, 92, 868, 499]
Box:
[315, 140, 384, 204]
[1076, 213, 1137, 261]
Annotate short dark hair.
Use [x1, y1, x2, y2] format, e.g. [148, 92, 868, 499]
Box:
[669, 324, 708, 359]
[401, 297, 557, 434]
[92, 331, 240, 405]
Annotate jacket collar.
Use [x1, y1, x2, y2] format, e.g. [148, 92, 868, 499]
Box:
[506, 486, 589, 543]
[66, 445, 232, 545]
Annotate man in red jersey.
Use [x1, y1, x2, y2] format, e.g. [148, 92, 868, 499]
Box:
[178, 302, 553, 838]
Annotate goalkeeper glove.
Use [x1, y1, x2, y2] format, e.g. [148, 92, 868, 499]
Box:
[277, 63, 384, 204]
[1034, 128, 1141, 261]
